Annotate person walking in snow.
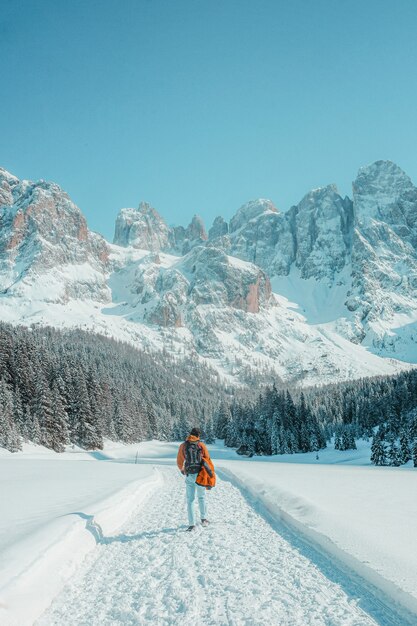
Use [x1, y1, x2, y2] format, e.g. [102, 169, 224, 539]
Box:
[177, 427, 216, 531]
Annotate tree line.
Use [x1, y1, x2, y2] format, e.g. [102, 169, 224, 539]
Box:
[213, 373, 417, 467]
[0, 322, 229, 452]
[1, 320, 417, 468]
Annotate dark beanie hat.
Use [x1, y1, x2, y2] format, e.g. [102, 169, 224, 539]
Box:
[190, 427, 201, 437]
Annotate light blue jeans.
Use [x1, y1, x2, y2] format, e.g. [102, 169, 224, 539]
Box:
[185, 473, 207, 525]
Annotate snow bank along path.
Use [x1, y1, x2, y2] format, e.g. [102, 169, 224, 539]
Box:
[38, 468, 401, 626]
[0, 462, 160, 626]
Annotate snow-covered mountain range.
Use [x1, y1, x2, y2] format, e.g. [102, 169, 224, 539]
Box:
[1, 160, 416, 385]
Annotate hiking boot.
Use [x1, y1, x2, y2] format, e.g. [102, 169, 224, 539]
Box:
[201, 519, 209, 527]
[186, 525, 196, 532]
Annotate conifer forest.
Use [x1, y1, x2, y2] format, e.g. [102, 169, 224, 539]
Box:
[1, 321, 417, 467]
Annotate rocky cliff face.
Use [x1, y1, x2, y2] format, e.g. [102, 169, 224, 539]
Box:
[208, 216, 228, 240]
[0, 169, 109, 302]
[113, 202, 170, 251]
[347, 161, 417, 350]
[290, 185, 353, 282]
[204, 189, 353, 285]
[118, 246, 273, 329]
[114, 203, 208, 256]
[198, 161, 417, 355]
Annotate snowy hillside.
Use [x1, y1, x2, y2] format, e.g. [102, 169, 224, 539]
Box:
[1, 162, 417, 385]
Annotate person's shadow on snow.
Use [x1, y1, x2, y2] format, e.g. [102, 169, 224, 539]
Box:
[68, 512, 181, 544]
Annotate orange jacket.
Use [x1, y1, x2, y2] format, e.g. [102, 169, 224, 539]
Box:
[177, 435, 216, 489]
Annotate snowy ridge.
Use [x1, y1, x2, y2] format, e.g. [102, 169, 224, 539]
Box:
[1, 162, 417, 385]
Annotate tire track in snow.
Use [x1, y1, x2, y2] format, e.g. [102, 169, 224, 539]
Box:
[38, 469, 383, 626]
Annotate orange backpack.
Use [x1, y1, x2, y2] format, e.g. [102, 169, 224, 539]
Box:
[196, 457, 216, 489]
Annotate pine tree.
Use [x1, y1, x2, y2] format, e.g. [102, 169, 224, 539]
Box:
[78, 408, 103, 449]
[46, 382, 70, 452]
[413, 440, 417, 468]
[31, 373, 55, 448]
[285, 391, 296, 429]
[173, 411, 189, 441]
[70, 368, 102, 449]
[0, 329, 13, 384]
[13, 388, 25, 436]
[225, 405, 241, 448]
[399, 430, 411, 464]
[215, 401, 231, 439]
[387, 440, 401, 467]
[26, 408, 42, 445]
[270, 409, 281, 455]
[340, 426, 357, 451]
[286, 430, 297, 454]
[204, 417, 216, 444]
[145, 400, 158, 440]
[370, 433, 387, 466]
[0, 379, 21, 452]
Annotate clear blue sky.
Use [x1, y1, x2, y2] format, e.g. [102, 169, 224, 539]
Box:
[1, 0, 417, 240]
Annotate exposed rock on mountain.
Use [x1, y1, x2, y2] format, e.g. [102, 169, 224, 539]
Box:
[114, 204, 208, 256]
[0, 168, 19, 207]
[0, 169, 109, 302]
[168, 214, 207, 255]
[208, 216, 228, 240]
[290, 185, 353, 282]
[353, 160, 417, 240]
[347, 161, 417, 352]
[221, 188, 352, 282]
[229, 199, 277, 233]
[180, 246, 272, 313]
[116, 246, 273, 331]
[113, 202, 170, 251]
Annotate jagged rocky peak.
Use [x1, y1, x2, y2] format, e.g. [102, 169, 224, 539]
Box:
[347, 161, 417, 334]
[208, 216, 229, 240]
[296, 183, 342, 208]
[113, 200, 169, 251]
[291, 184, 353, 281]
[0, 167, 20, 207]
[0, 168, 109, 301]
[168, 214, 208, 255]
[229, 199, 277, 233]
[353, 160, 417, 231]
[0, 170, 106, 254]
[354, 160, 413, 196]
[186, 214, 207, 241]
[294, 184, 353, 231]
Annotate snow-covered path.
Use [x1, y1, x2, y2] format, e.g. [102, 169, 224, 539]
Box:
[37, 468, 384, 626]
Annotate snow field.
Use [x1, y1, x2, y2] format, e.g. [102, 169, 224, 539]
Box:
[37, 468, 381, 626]
[216, 464, 417, 625]
[213, 443, 417, 621]
[2, 441, 417, 625]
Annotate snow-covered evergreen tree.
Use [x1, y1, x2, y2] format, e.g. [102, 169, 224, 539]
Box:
[370, 432, 387, 466]
[413, 440, 417, 468]
[387, 440, 401, 466]
[0, 379, 21, 452]
[203, 417, 216, 444]
[399, 430, 411, 464]
[214, 401, 232, 440]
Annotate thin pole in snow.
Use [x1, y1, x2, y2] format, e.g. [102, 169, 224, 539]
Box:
[135, 451, 138, 465]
